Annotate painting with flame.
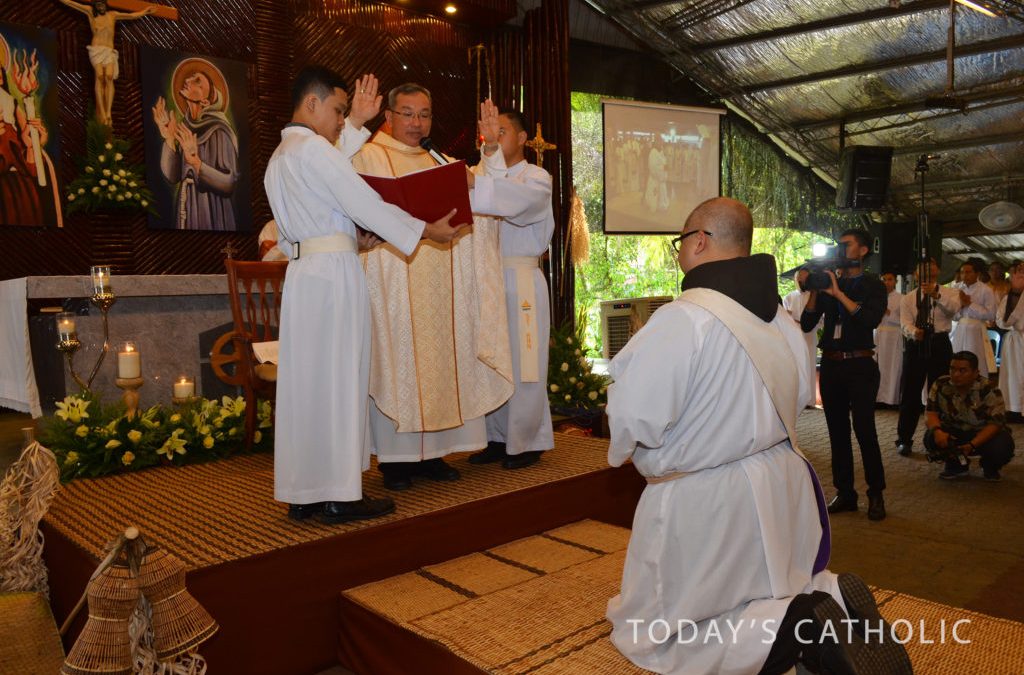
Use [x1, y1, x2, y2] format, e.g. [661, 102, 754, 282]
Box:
[0, 21, 61, 227]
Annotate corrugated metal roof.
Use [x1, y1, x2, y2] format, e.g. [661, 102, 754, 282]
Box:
[575, 0, 1024, 256]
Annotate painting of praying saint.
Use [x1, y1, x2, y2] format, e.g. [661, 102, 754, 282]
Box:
[140, 47, 251, 231]
[0, 22, 62, 227]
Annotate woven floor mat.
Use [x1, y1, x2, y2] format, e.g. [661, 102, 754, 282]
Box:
[877, 590, 1024, 674]
[42, 433, 613, 569]
[344, 520, 1024, 675]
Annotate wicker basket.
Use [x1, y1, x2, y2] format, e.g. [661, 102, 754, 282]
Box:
[61, 564, 139, 675]
[137, 547, 218, 661]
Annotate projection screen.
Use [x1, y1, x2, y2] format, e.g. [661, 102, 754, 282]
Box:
[602, 99, 725, 234]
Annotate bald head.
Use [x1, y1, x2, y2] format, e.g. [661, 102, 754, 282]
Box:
[684, 197, 753, 256]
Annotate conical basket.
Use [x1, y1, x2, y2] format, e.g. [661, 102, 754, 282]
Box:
[137, 546, 218, 660]
[61, 563, 139, 675]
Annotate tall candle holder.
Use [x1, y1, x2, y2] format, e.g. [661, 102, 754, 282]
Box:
[55, 266, 118, 392]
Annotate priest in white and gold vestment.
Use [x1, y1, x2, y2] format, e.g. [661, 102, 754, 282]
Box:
[352, 83, 513, 490]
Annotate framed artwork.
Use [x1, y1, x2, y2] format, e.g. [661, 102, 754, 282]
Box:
[140, 46, 251, 231]
[0, 21, 62, 227]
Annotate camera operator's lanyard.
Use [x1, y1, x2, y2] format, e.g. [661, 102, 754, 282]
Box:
[834, 275, 863, 341]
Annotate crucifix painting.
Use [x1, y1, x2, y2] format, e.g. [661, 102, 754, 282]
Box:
[140, 46, 251, 231]
[56, 0, 176, 128]
[0, 21, 62, 227]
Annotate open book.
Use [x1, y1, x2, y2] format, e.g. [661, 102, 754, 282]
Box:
[359, 160, 473, 227]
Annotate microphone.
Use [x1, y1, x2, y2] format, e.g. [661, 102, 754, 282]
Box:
[419, 137, 450, 166]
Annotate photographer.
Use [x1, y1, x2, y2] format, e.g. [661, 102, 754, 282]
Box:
[924, 351, 1014, 481]
[801, 228, 888, 520]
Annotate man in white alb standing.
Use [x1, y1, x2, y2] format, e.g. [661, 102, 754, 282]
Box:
[265, 66, 464, 524]
[875, 271, 903, 405]
[952, 260, 997, 378]
[466, 103, 554, 470]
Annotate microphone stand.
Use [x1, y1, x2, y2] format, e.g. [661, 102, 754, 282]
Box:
[914, 154, 934, 357]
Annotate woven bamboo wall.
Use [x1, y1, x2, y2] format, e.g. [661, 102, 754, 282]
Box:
[0, 0, 495, 279]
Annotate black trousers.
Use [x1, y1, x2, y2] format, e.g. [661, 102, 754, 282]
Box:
[897, 332, 953, 444]
[819, 356, 886, 498]
[923, 427, 1015, 472]
[759, 591, 834, 675]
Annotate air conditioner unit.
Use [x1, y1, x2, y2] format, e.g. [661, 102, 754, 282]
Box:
[600, 296, 674, 359]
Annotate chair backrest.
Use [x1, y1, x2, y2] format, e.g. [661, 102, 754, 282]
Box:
[224, 260, 288, 342]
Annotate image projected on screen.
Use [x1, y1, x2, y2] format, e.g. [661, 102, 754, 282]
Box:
[603, 99, 724, 234]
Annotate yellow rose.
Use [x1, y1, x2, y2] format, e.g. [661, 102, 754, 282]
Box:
[121, 451, 135, 466]
[253, 430, 262, 444]
[64, 451, 80, 465]
[588, 391, 599, 401]
[199, 425, 211, 435]
[560, 362, 569, 372]
[105, 439, 122, 449]
[169, 413, 181, 424]
[203, 436, 215, 449]
[550, 384, 560, 393]
[128, 430, 142, 445]
[75, 425, 89, 438]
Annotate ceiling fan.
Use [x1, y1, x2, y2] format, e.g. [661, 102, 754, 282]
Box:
[979, 201, 1024, 232]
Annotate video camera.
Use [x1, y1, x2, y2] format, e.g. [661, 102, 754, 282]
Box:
[802, 244, 861, 291]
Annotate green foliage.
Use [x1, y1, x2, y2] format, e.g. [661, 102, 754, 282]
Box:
[41, 393, 272, 482]
[64, 120, 155, 215]
[547, 321, 610, 411]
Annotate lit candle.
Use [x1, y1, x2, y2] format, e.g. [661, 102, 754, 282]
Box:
[173, 376, 195, 399]
[91, 265, 113, 298]
[117, 341, 141, 379]
[56, 312, 77, 340]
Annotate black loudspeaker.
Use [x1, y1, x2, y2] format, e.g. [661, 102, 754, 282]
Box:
[876, 222, 915, 276]
[835, 146, 894, 210]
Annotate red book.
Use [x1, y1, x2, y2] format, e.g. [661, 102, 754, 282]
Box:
[359, 160, 473, 227]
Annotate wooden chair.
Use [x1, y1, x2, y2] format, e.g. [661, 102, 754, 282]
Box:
[224, 259, 288, 450]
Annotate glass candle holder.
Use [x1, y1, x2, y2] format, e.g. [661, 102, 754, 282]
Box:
[90, 265, 113, 298]
[117, 341, 141, 379]
[56, 312, 77, 342]
[173, 376, 195, 399]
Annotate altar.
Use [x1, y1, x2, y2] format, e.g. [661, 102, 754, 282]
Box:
[0, 274, 239, 417]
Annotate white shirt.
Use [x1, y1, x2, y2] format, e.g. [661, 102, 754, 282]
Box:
[955, 280, 996, 323]
[900, 285, 961, 338]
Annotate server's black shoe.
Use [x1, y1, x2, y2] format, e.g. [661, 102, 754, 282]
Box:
[826, 494, 859, 514]
[502, 450, 543, 470]
[896, 441, 912, 457]
[288, 502, 324, 521]
[468, 441, 507, 465]
[318, 497, 395, 524]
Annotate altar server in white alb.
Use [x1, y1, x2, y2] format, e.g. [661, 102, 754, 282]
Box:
[997, 264, 1024, 418]
[467, 103, 554, 470]
[265, 66, 465, 524]
[875, 272, 903, 405]
[782, 267, 819, 407]
[606, 198, 911, 675]
[953, 260, 997, 378]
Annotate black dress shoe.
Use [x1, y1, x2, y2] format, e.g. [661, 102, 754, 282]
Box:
[895, 441, 912, 457]
[836, 573, 913, 672]
[867, 494, 886, 521]
[288, 502, 324, 521]
[415, 458, 461, 481]
[379, 462, 414, 491]
[826, 494, 858, 514]
[468, 441, 507, 465]
[809, 595, 911, 675]
[318, 497, 395, 524]
[502, 450, 542, 470]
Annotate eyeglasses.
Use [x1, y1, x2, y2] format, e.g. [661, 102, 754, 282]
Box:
[390, 109, 432, 121]
[670, 229, 712, 252]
